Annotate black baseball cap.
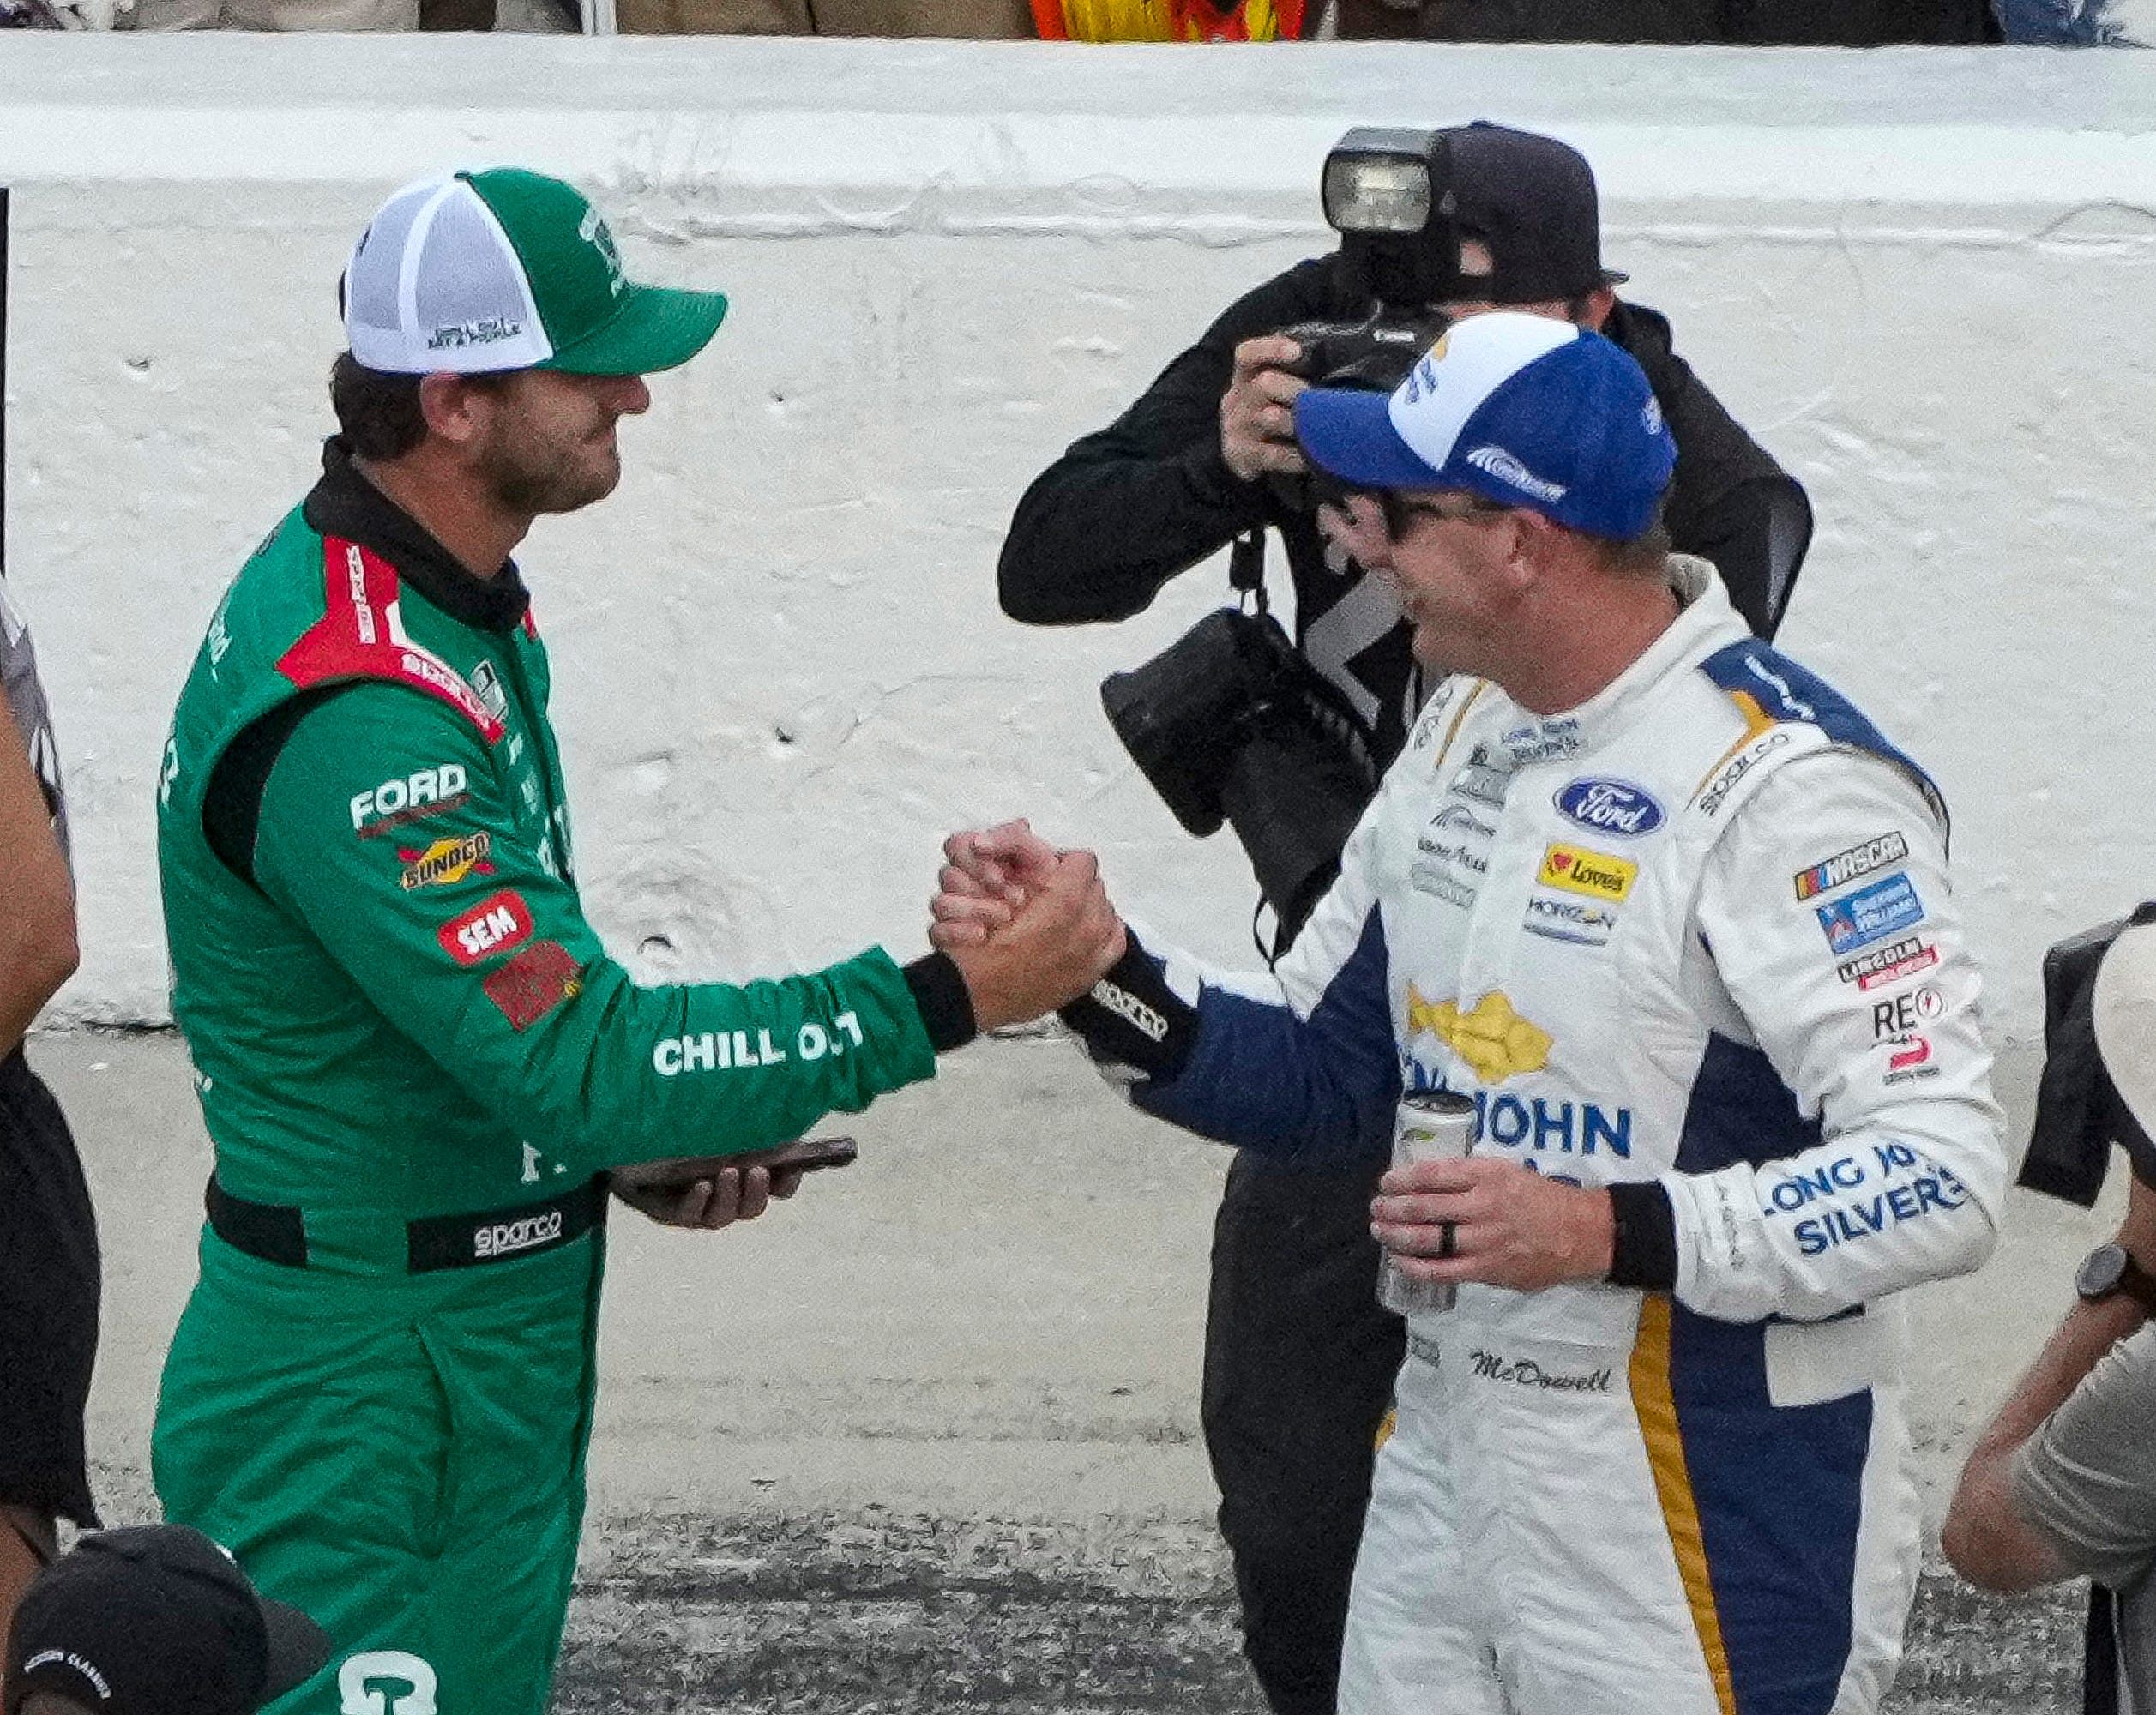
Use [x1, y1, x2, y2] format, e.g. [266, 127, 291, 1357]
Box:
[3, 1526, 331, 1715]
[1440, 121, 1628, 305]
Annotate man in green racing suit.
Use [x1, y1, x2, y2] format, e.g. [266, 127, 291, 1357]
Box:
[152, 167, 1122, 1715]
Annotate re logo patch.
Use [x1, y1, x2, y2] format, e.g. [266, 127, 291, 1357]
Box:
[1536, 843, 1636, 903]
[1871, 984, 1946, 1039]
[483, 940, 582, 1031]
[437, 891, 535, 966]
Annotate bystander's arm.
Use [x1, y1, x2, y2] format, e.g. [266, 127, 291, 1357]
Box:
[0, 697, 75, 1060]
[1944, 1174, 2156, 1592]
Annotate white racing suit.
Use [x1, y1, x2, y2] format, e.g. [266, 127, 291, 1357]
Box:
[1063, 558, 2005, 1715]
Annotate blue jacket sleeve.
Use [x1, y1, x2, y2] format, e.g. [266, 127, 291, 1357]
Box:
[1061, 808, 1401, 1160]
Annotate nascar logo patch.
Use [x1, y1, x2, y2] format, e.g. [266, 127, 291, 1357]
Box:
[1794, 831, 1909, 901]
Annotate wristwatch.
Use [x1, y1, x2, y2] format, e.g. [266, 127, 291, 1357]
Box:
[2075, 1243, 2156, 1315]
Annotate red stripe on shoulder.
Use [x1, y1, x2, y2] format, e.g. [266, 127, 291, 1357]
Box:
[276, 537, 508, 744]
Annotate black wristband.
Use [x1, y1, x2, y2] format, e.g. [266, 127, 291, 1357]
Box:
[1057, 936, 1200, 1081]
[1605, 1181, 1678, 1291]
[901, 953, 977, 1055]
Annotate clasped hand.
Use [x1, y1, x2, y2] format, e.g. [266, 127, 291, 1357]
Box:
[928, 818, 1125, 1031]
[1372, 1156, 1616, 1293]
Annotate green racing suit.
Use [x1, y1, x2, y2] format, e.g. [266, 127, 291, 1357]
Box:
[152, 442, 971, 1715]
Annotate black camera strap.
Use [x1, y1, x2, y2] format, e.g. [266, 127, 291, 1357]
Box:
[1229, 531, 1280, 967]
[1229, 529, 1269, 615]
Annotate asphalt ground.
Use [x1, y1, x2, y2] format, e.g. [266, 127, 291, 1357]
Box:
[42, 1027, 2090, 1712]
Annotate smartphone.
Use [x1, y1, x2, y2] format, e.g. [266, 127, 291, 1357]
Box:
[616, 1135, 858, 1194]
[747, 1134, 858, 1176]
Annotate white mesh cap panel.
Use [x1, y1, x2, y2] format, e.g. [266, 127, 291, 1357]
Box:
[344, 178, 440, 354]
[345, 175, 552, 374]
[1386, 315, 1578, 473]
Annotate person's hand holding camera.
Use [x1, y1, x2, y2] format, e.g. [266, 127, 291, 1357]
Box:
[930, 821, 1126, 1029]
[1220, 334, 1311, 484]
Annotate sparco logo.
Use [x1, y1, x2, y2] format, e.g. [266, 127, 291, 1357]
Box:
[1555, 779, 1665, 838]
[1468, 1350, 1613, 1393]
[1696, 729, 1792, 815]
[1465, 444, 1567, 502]
[1089, 978, 1168, 1044]
[473, 1210, 563, 1260]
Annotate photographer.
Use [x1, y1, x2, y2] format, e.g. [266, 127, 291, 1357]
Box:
[997, 122, 1811, 1715]
[1944, 918, 2156, 1714]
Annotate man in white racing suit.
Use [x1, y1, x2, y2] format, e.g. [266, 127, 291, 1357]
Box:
[934, 313, 2006, 1714]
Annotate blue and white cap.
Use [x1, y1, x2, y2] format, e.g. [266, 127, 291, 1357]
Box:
[1292, 311, 1677, 540]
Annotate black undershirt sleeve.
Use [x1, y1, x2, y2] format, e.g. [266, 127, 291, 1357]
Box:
[1606, 1181, 1679, 1290]
[202, 684, 357, 885]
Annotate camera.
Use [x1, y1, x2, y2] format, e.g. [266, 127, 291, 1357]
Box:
[1277, 126, 1467, 395]
[1268, 128, 1463, 509]
[1102, 607, 1378, 948]
[1097, 126, 1465, 949]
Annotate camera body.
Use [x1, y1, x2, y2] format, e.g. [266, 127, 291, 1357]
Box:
[1275, 306, 1449, 394]
[1102, 608, 1378, 947]
[1270, 304, 1450, 511]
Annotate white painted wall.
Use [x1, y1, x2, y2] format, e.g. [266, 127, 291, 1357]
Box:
[5, 36, 2148, 1068]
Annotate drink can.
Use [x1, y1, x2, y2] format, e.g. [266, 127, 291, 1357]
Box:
[1377, 1089, 1476, 1317]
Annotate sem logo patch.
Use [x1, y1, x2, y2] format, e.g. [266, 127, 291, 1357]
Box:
[1537, 843, 1636, 903]
[399, 832, 494, 891]
[437, 890, 534, 966]
[1404, 984, 1551, 1083]
[1794, 831, 1910, 901]
[1554, 778, 1664, 838]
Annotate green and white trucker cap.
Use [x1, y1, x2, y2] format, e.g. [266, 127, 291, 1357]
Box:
[342, 168, 728, 377]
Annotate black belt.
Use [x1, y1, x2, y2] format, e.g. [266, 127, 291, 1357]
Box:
[205, 1175, 608, 1273]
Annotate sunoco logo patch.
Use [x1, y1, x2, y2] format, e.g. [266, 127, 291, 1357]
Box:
[399, 832, 494, 891]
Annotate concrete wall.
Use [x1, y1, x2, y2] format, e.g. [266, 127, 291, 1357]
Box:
[8, 37, 2152, 1069]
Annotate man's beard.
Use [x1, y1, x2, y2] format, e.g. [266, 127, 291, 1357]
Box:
[476, 430, 619, 516]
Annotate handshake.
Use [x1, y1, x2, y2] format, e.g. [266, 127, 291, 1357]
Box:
[616, 819, 1119, 1234]
[928, 819, 1127, 1032]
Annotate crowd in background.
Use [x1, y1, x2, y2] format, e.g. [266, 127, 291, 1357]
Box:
[2, 0, 2153, 41]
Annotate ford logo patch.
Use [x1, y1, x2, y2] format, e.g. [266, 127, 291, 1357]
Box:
[1555, 779, 1665, 838]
